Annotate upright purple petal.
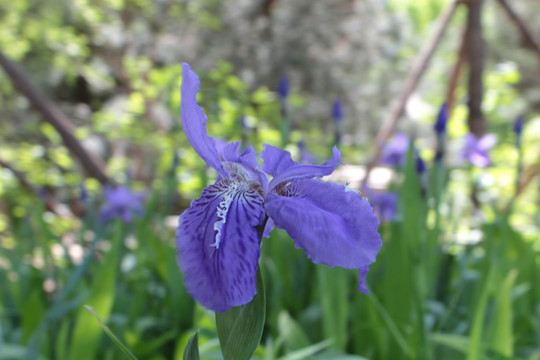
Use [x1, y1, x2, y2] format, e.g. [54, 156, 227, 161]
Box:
[477, 134, 497, 151]
[220, 142, 268, 194]
[181, 63, 226, 177]
[176, 179, 265, 313]
[265, 179, 382, 269]
[262, 145, 341, 190]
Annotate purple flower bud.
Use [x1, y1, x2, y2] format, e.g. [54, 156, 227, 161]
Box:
[80, 184, 88, 202]
[434, 102, 448, 135]
[332, 97, 343, 122]
[513, 115, 524, 139]
[416, 152, 427, 175]
[100, 186, 145, 223]
[277, 74, 289, 100]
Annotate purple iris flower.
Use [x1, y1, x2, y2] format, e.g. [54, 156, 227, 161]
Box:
[100, 186, 145, 223]
[461, 133, 497, 168]
[332, 97, 343, 123]
[176, 63, 382, 312]
[277, 74, 289, 100]
[382, 132, 410, 167]
[364, 189, 398, 222]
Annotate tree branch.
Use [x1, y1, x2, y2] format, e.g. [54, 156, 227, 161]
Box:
[465, 0, 486, 137]
[495, 0, 540, 62]
[0, 49, 109, 184]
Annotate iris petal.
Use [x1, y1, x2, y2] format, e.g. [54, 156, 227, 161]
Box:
[262, 145, 341, 190]
[176, 179, 265, 312]
[181, 63, 226, 177]
[221, 142, 268, 194]
[265, 179, 382, 269]
[358, 265, 371, 294]
[477, 134, 497, 151]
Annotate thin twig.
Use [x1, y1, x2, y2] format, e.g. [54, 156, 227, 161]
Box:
[495, 0, 540, 62]
[465, 0, 486, 137]
[0, 157, 68, 216]
[446, 27, 468, 114]
[0, 49, 109, 184]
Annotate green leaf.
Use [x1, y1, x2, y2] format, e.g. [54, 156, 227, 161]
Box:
[183, 332, 200, 360]
[216, 267, 266, 360]
[488, 269, 517, 357]
[83, 305, 138, 360]
[68, 222, 124, 360]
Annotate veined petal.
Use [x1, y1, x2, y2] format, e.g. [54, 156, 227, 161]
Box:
[262, 145, 341, 190]
[181, 63, 226, 177]
[265, 179, 382, 269]
[176, 179, 265, 313]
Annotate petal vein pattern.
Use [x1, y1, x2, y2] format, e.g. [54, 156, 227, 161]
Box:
[176, 179, 265, 313]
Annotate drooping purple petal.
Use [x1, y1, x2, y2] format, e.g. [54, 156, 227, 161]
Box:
[176, 179, 265, 313]
[265, 179, 382, 269]
[181, 63, 226, 177]
[358, 265, 371, 294]
[262, 145, 341, 190]
[262, 217, 275, 238]
[469, 152, 490, 168]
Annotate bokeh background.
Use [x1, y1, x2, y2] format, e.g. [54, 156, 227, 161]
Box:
[1, 0, 540, 359]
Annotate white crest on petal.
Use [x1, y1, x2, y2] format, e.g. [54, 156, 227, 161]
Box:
[212, 181, 239, 249]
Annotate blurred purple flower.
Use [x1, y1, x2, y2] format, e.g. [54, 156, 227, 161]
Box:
[514, 115, 524, 142]
[382, 132, 410, 167]
[461, 133, 497, 168]
[176, 64, 382, 312]
[332, 97, 343, 123]
[297, 140, 316, 164]
[277, 74, 289, 100]
[365, 189, 398, 222]
[434, 103, 448, 135]
[100, 186, 145, 223]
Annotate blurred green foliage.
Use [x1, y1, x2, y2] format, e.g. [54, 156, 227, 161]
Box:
[1, 0, 540, 359]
